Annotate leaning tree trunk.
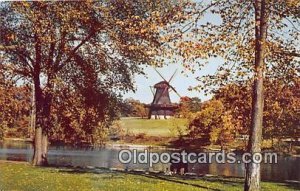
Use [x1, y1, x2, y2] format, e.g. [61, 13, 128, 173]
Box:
[32, 86, 47, 166]
[32, 76, 52, 166]
[41, 92, 52, 165]
[29, 84, 36, 139]
[32, 126, 49, 166]
[244, 0, 267, 191]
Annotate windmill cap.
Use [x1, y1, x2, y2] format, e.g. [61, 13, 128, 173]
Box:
[154, 81, 170, 88]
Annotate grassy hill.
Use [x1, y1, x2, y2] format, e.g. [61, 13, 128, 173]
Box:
[121, 117, 188, 137]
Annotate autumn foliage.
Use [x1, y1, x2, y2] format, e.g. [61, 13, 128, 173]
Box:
[188, 78, 300, 149]
[0, 82, 31, 139]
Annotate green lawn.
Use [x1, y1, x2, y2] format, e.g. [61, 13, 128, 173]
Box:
[121, 117, 188, 137]
[0, 161, 298, 191]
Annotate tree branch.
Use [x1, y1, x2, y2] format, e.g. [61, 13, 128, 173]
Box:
[56, 30, 97, 72]
[279, 51, 300, 57]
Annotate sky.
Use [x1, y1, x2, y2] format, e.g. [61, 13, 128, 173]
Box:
[123, 5, 224, 104]
[123, 57, 223, 104]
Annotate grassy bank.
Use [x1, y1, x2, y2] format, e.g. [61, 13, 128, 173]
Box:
[0, 161, 298, 191]
[121, 117, 188, 137]
[119, 118, 187, 146]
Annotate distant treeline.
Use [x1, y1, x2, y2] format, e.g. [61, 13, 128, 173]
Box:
[119, 96, 202, 118]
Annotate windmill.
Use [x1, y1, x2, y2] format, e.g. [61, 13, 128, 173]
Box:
[145, 69, 181, 119]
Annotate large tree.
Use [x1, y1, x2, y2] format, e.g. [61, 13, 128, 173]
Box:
[0, 1, 188, 166]
[171, 0, 299, 190]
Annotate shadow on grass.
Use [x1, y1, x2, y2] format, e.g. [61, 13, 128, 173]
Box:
[51, 165, 220, 190]
[124, 172, 222, 191]
[43, 165, 300, 191]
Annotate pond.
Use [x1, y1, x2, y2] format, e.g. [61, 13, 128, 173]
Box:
[0, 140, 299, 182]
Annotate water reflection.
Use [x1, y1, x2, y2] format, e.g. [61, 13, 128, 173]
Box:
[0, 140, 299, 181]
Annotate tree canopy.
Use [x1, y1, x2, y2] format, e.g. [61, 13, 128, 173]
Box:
[0, 0, 190, 165]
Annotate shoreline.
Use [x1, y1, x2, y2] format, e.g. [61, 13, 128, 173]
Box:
[2, 137, 300, 157]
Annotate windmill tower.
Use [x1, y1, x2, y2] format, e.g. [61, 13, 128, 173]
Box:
[146, 69, 180, 119]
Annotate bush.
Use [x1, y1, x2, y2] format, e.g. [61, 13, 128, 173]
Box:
[109, 121, 126, 140]
[188, 100, 235, 148]
[92, 122, 109, 146]
[0, 127, 3, 140]
[273, 141, 299, 154]
[136, 133, 146, 139]
[169, 118, 188, 139]
[273, 141, 290, 153]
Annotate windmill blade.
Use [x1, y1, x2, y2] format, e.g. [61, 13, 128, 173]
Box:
[170, 85, 181, 98]
[154, 68, 168, 82]
[168, 69, 178, 83]
[149, 86, 154, 96]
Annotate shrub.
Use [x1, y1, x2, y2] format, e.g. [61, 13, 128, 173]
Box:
[188, 100, 235, 148]
[109, 121, 126, 140]
[136, 133, 146, 139]
[0, 127, 3, 140]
